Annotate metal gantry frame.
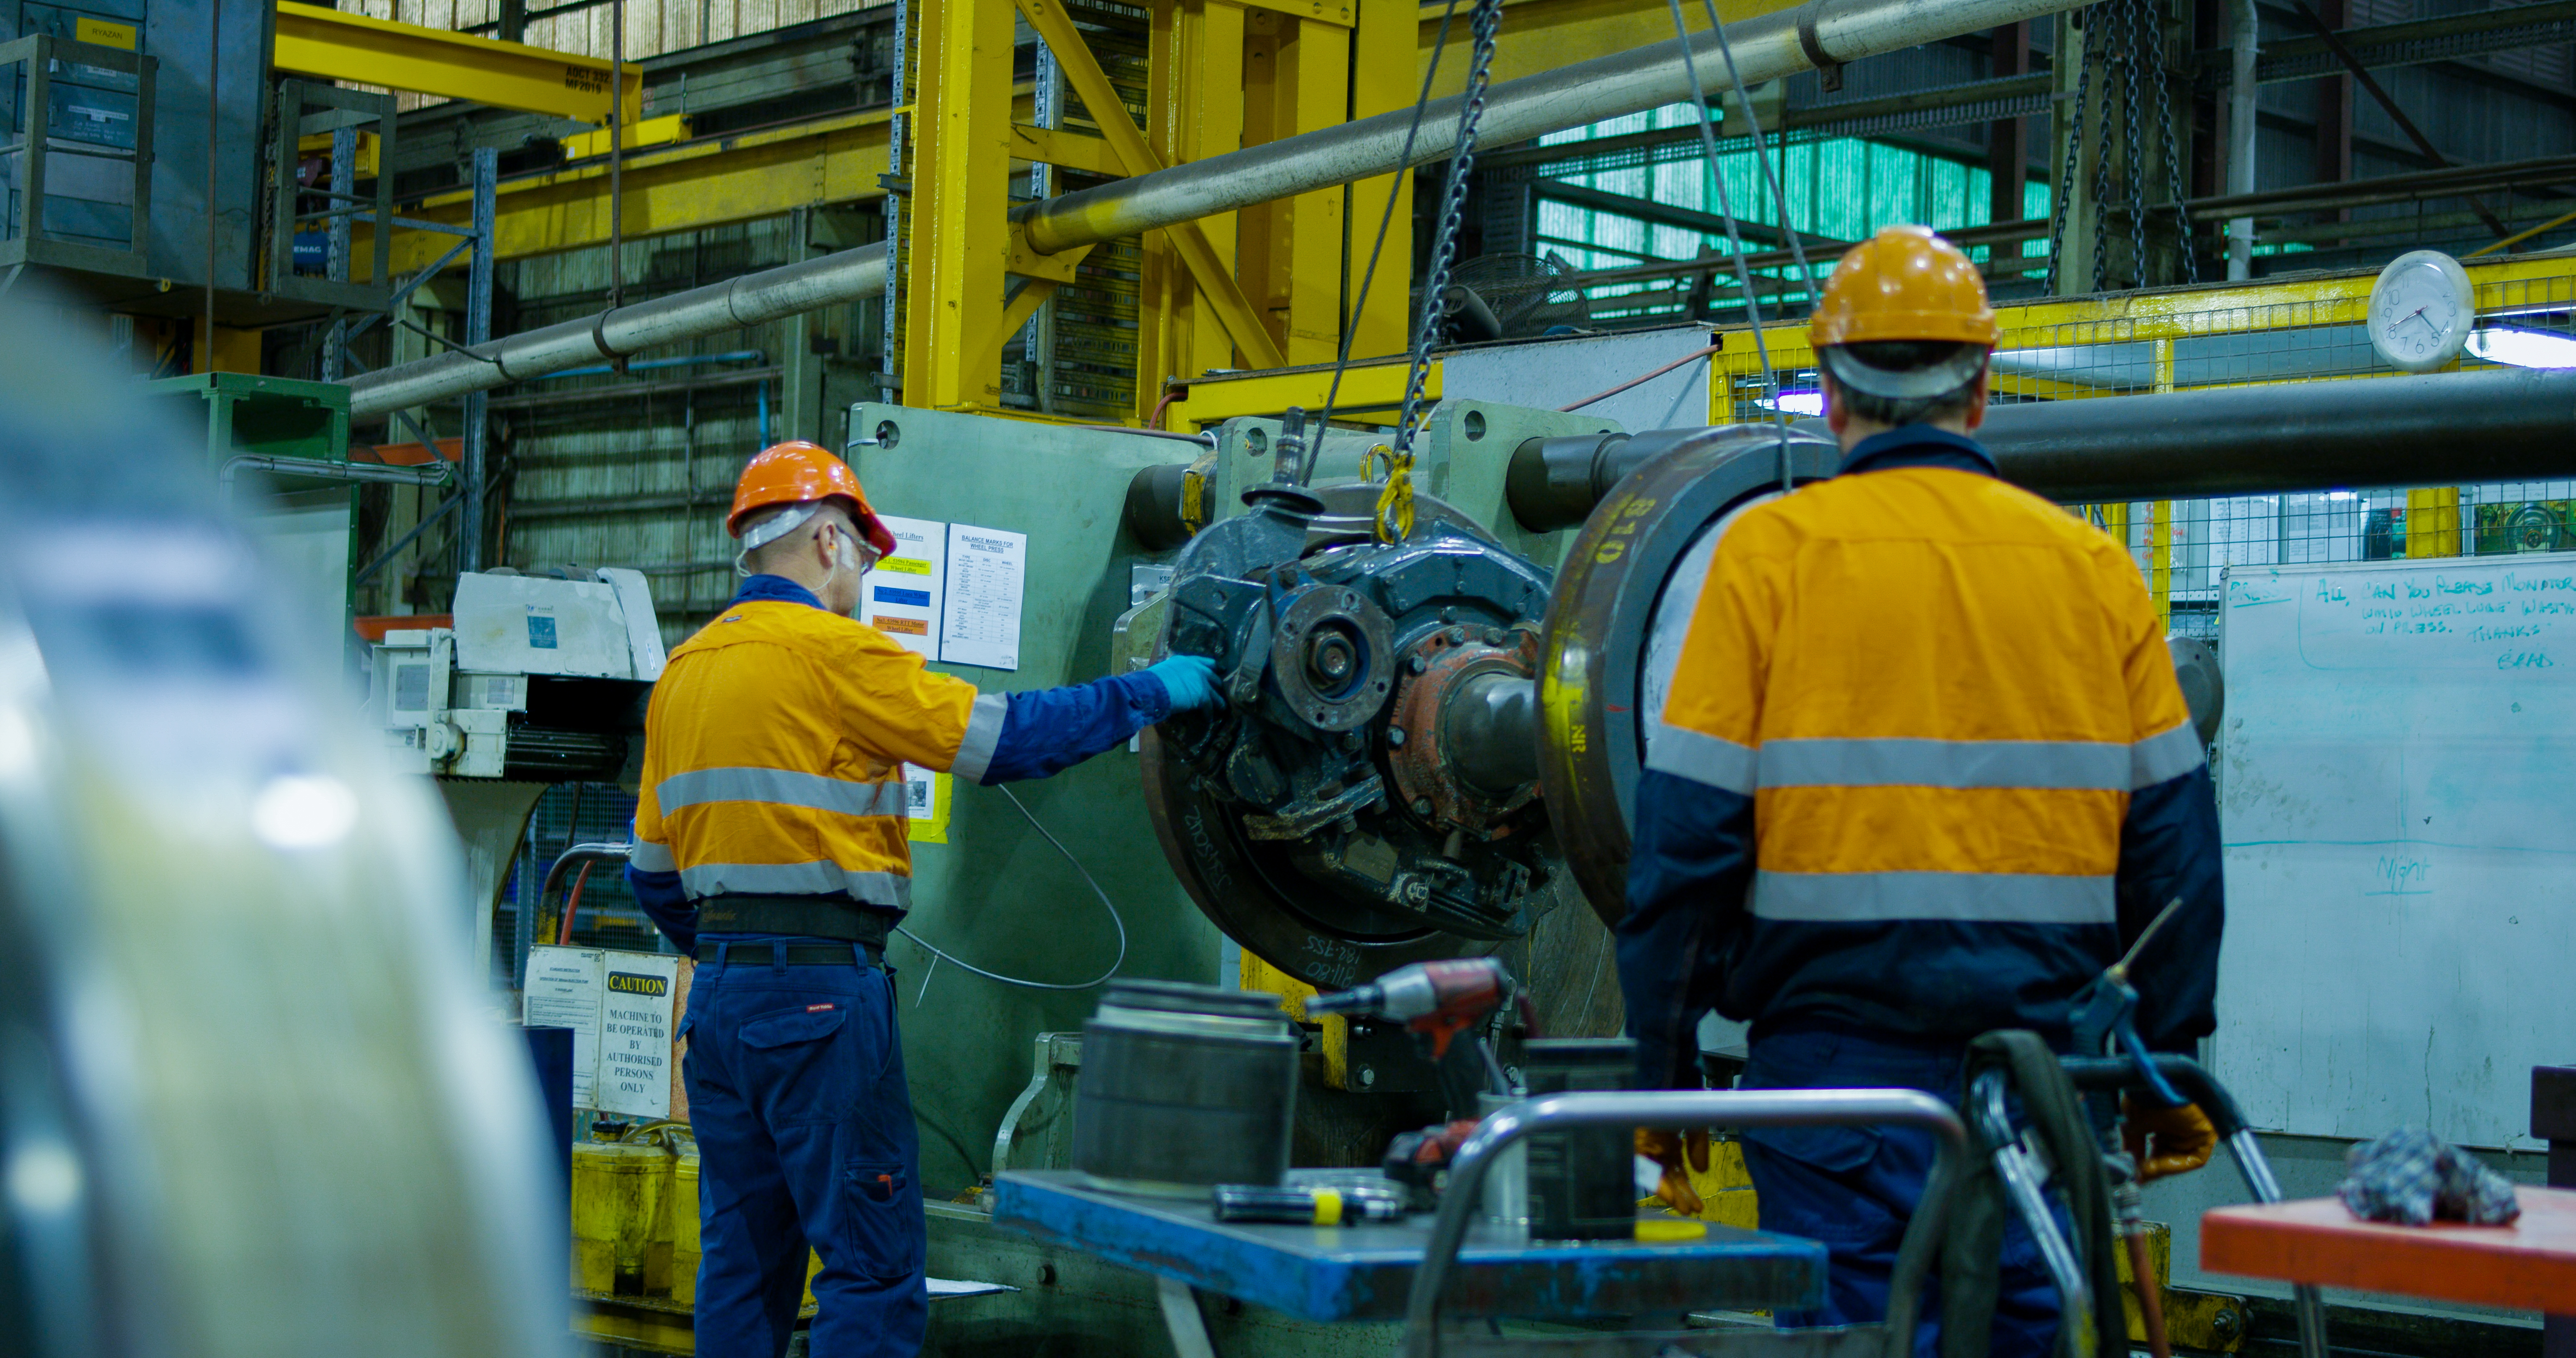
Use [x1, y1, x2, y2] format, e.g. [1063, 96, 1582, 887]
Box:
[333, 148, 501, 585]
[896, 0, 1417, 421]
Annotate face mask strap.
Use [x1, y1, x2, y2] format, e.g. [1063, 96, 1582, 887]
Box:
[733, 501, 825, 577]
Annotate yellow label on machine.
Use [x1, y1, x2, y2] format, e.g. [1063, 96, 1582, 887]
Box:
[74, 17, 136, 49]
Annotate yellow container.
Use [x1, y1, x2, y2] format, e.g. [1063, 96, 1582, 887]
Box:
[660, 1138, 822, 1311]
[570, 1129, 676, 1296]
[670, 1145, 701, 1305]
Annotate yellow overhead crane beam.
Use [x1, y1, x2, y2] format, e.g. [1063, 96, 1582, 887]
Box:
[273, 0, 642, 124]
[358, 93, 1038, 277]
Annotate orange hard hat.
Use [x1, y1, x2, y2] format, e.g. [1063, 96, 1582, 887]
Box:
[1807, 225, 1998, 349]
[728, 440, 896, 557]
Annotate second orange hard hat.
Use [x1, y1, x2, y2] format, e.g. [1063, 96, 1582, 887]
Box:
[1807, 225, 1998, 349]
[729, 440, 898, 557]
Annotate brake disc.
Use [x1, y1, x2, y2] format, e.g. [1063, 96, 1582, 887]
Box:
[1536, 425, 1841, 922]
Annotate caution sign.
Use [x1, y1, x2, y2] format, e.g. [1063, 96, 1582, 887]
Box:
[526, 946, 681, 1119]
[596, 953, 681, 1119]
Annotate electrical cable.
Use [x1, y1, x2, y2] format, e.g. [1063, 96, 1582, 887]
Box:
[1662, 0, 1791, 489]
[1696, 0, 1818, 315]
[1556, 343, 1721, 412]
[892, 784, 1128, 991]
[1312, 0, 1467, 442]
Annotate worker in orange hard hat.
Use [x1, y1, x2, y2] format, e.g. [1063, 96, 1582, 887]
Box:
[1620, 225, 2223, 1356]
[626, 439, 1223, 1358]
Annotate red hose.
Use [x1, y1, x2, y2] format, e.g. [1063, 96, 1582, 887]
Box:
[555, 862, 595, 947]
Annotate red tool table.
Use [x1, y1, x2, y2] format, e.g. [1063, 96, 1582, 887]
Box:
[2202, 1187, 2576, 1311]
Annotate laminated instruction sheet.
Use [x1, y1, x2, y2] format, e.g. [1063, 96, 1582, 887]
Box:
[860, 514, 947, 658]
[523, 946, 683, 1119]
[940, 523, 1027, 670]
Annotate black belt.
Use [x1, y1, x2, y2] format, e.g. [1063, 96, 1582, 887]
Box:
[693, 893, 894, 946]
[697, 940, 885, 967]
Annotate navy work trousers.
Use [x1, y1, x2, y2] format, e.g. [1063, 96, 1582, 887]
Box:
[682, 940, 927, 1358]
[1738, 1026, 2063, 1358]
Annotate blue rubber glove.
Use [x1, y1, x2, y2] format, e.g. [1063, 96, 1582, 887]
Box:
[1144, 654, 1225, 713]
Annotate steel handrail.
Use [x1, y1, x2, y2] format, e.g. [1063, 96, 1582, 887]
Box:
[1400, 1088, 1968, 1358]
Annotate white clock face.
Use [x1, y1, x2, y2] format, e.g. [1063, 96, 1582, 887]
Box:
[2370, 251, 2472, 373]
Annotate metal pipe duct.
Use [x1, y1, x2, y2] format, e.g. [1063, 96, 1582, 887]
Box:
[1977, 365, 2576, 502]
[1504, 365, 2576, 522]
[348, 244, 883, 417]
[345, 0, 2083, 418]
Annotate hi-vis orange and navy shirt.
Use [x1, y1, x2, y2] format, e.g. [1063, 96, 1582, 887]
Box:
[623, 574, 1174, 951]
[1616, 427, 2223, 1088]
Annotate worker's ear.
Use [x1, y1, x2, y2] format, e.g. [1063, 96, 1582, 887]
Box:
[1821, 374, 1851, 437]
[1959, 366, 1991, 433]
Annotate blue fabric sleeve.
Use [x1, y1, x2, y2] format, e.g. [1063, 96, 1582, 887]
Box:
[2116, 763, 2225, 1052]
[1617, 768, 1758, 1090]
[625, 865, 699, 954]
[980, 670, 1174, 784]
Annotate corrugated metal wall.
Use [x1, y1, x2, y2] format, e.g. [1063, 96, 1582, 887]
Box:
[479, 218, 871, 645]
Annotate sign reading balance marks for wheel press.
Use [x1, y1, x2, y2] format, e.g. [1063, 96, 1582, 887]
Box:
[524, 946, 683, 1119]
[941, 523, 1027, 671]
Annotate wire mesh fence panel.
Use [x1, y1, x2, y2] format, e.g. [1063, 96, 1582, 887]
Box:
[1698, 257, 2576, 644]
[500, 781, 661, 988]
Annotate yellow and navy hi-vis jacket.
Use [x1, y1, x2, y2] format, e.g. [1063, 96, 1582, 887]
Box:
[1616, 427, 2223, 1088]
[624, 575, 1172, 948]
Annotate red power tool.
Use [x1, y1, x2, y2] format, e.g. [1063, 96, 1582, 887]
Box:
[1307, 957, 1537, 1117]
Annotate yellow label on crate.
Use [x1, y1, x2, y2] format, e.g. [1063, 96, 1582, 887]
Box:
[74, 17, 136, 49]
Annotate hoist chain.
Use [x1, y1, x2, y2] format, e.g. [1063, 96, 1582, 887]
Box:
[2090, 0, 2118, 292]
[2045, 7, 2095, 295]
[2148, 0, 2200, 284]
[1392, 0, 1503, 461]
[2121, 0, 2148, 291]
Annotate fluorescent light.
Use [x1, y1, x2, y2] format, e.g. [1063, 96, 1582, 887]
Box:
[1760, 391, 1826, 416]
[2467, 327, 2576, 368]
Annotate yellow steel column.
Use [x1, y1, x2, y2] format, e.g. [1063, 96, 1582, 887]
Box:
[1139, 0, 1249, 418]
[1238, 10, 1287, 352]
[2405, 487, 2461, 558]
[2148, 338, 2174, 628]
[1344, 0, 1415, 360]
[1239, 10, 1353, 365]
[1278, 17, 1350, 365]
[2148, 501, 2174, 630]
[907, 0, 1018, 409]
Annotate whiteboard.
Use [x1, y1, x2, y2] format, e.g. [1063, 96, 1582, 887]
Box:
[2217, 554, 2576, 1147]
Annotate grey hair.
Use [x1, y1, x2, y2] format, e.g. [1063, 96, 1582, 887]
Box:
[1820, 340, 1988, 427]
[735, 500, 850, 577]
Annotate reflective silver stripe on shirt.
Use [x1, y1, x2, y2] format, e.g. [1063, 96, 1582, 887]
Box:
[655, 766, 911, 818]
[1758, 738, 2131, 790]
[1751, 870, 2116, 925]
[678, 861, 914, 909]
[1644, 723, 1759, 795]
[951, 691, 1009, 785]
[2129, 721, 2207, 788]
[628, 838, 677, 873]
